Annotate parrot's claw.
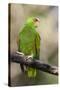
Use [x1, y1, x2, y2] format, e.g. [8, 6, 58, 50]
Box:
[16, 51, 24, 56]
[26, 54, 33, 62]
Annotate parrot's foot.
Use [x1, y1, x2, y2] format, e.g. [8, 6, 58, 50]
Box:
[26, 54, 33, 61]
[16, 51, 24, 56]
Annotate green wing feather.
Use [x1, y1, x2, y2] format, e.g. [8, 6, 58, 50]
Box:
[34, 32, 40, 59]
[27, 32, 40, 78]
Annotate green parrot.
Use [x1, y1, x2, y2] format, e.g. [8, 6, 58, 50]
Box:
[18, 17, 40, 78]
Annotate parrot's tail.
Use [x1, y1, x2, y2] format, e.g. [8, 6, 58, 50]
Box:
[27, 67, 36, 78]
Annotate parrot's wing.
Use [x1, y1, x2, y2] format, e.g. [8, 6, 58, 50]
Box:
[35, 33, 41, 59]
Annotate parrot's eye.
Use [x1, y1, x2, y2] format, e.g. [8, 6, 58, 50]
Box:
[33, 18, 40, 22]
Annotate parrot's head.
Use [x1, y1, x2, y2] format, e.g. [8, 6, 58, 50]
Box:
[26, 17, 40, 28]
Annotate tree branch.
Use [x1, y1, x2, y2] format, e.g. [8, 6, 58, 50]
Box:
[10, 52, 58, 76]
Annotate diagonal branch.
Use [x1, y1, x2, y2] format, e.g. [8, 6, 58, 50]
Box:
[10, 52, 58, 76]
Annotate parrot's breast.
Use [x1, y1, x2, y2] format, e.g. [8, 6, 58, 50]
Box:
[19, 29, 36, 55]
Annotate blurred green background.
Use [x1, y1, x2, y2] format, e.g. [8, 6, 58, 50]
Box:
[9, 4, 58, 86]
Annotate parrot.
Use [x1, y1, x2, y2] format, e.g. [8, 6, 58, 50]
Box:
[18, 17, 40, 78]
